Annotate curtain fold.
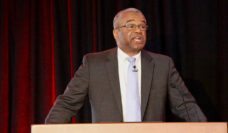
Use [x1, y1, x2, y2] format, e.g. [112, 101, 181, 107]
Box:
[0, 0, 9, 132]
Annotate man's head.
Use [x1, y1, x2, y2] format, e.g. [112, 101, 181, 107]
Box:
[113, 8, 147, 56]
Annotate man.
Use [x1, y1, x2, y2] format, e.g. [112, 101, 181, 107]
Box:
[45, 8, 207, 123]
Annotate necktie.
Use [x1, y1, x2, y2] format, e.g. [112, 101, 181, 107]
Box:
[125, 57, 141, 122]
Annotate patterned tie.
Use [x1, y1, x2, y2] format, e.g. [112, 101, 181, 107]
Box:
[125, 57, 141, 122]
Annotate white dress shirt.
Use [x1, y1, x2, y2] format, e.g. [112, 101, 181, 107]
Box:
[117, 48, 141, 122]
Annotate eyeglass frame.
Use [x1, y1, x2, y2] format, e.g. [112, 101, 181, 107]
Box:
[114, 23, 148, 31]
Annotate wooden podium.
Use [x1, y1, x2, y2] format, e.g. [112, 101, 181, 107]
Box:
[32, 122, 227, 133]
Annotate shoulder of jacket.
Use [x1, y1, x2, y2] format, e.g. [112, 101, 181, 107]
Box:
[83, 48, 116, 60]
[142, 49, 172, 61]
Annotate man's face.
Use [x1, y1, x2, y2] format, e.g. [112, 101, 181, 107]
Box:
[113, 11, 147, 56]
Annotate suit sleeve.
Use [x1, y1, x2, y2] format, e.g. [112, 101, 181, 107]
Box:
[45, 55, 90, 123]
[167, 58, 207, 121]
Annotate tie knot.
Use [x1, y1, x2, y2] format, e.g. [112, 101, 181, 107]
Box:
[127, 57, 136, 63]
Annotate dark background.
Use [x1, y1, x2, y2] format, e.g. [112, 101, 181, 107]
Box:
[0, 0, 227, 132]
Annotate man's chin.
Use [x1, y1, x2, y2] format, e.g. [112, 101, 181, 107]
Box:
[131, 47, 144, 53]
[132, 43, 145, 50]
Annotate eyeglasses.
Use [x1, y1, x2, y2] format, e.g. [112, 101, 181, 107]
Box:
[115, 23, 148, 31]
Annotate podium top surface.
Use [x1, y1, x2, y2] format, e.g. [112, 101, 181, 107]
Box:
[32, 122, 227, 133]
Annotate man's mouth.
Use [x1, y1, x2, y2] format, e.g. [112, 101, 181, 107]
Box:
[132, 36, 144, 43]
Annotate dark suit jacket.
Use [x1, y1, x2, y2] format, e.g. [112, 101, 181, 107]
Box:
[45, 48, 207, 123]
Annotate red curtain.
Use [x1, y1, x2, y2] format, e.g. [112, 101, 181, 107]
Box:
[0, 0, 103, 132]
[0, 0, 57, 132]
[1, 0, 9, 132]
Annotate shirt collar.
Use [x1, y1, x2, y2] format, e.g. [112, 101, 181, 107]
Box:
[117, 47, 141, 61]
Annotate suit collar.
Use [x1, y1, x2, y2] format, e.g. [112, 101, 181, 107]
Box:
[141, 50, 154, 119]
[105, 48, 123, 119]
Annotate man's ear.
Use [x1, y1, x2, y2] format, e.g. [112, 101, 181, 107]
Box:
[113, 29, 118, 40]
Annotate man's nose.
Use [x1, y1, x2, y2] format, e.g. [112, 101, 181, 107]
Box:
[134, 26, 143, 33]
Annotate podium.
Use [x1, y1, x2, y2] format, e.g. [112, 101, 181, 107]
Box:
[32, 122, 227, 133]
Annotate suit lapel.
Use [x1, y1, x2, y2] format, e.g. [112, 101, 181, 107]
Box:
[141, 50, 154, 119]
[105, 48, 123, 118]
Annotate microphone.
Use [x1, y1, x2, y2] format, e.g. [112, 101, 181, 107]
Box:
[133, 65, 138, 72]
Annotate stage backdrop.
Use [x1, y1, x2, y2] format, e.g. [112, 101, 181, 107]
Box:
[0, 0, 227, 133]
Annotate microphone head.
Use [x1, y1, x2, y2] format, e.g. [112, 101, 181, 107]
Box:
[132, 65, 138, 72]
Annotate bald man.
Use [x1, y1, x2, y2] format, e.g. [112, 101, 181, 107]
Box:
[45, 8, 207, 123]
